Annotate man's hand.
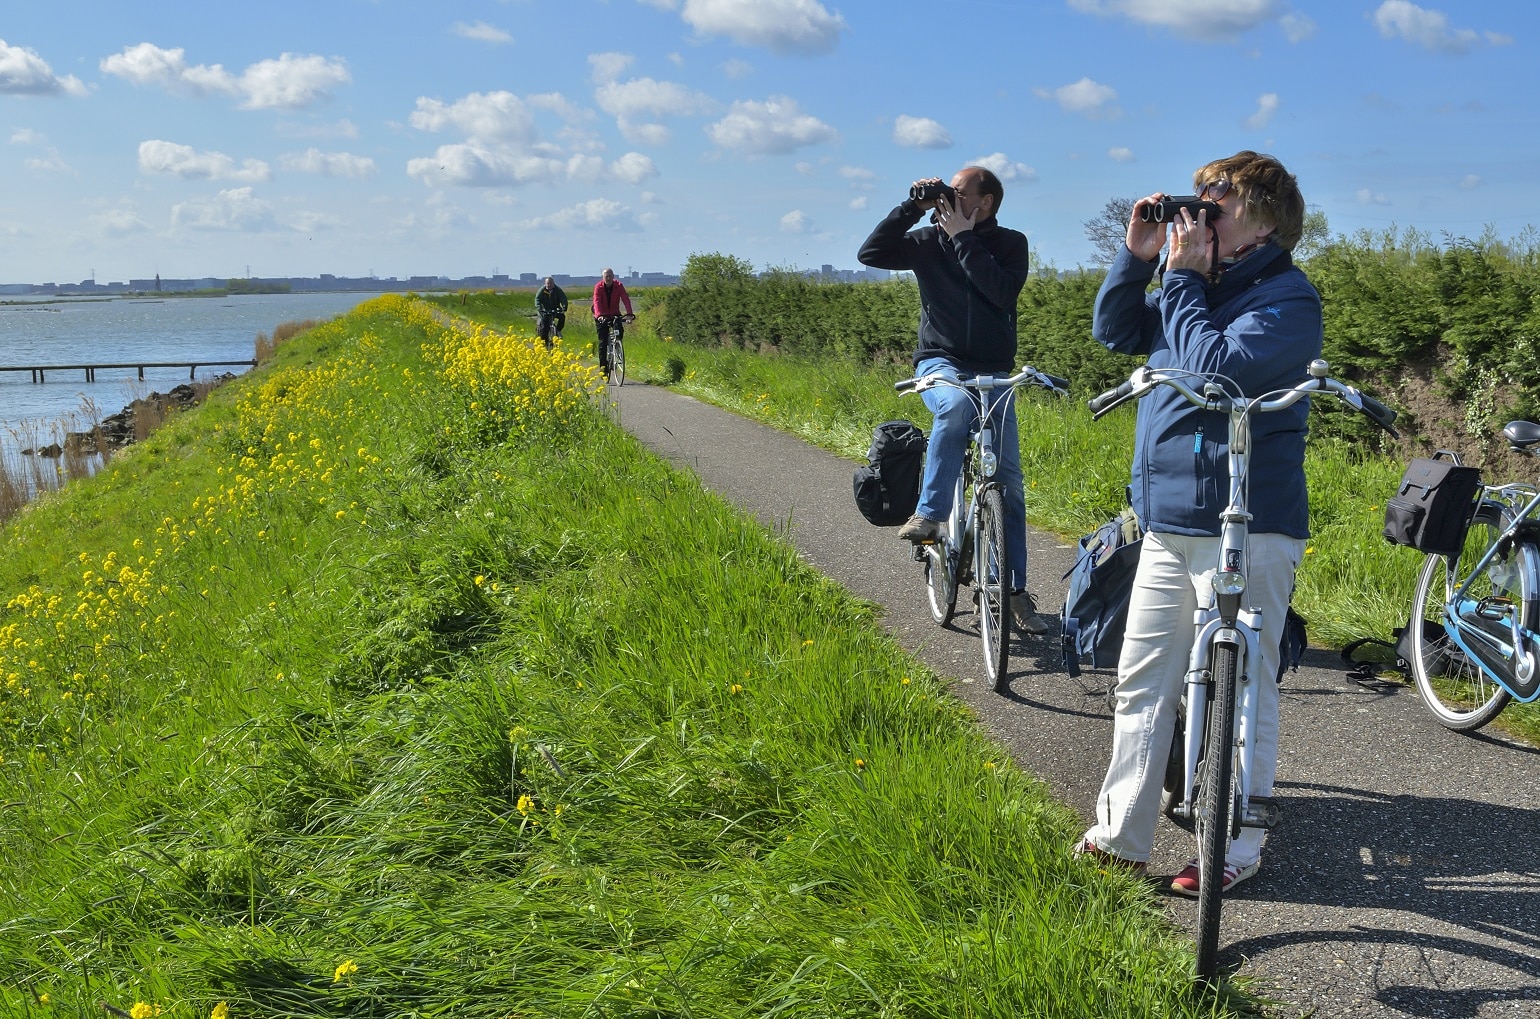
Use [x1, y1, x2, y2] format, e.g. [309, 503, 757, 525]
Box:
[934, 192, 976, 239]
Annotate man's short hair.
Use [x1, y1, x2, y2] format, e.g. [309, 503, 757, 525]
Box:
[962, 166, 1004, 214]
[1194, 150, 1305, 251]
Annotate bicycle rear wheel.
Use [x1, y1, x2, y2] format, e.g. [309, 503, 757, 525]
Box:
[925, 544, 958, 625]
[1195, 640, 1238, 982]
[1409, 504, 1515, 731]
[976, 488, 1010, 687]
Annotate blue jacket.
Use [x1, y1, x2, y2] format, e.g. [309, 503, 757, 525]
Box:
[1093, 242, 1324, 538]
[858, 201, 1029, 373]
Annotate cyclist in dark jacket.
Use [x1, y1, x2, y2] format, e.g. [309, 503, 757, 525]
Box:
[858, 165, 1048, 634]
[535, 277, 567, 351]
[1077, 150, 1321, 898]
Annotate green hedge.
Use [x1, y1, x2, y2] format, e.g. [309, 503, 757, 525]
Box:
[662, 232, 1540, 461]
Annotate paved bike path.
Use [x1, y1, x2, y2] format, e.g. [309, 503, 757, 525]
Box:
[612, 383, 1540, 1019]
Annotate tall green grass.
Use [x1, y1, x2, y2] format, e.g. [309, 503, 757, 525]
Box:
[0, 298, 1257, 1017]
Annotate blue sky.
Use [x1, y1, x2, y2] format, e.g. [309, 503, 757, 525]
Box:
[1, 0, 1534, 285]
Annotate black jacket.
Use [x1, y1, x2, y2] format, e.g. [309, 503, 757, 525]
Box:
[858, 200, 1029, 373]
[536, 285, 568, 315]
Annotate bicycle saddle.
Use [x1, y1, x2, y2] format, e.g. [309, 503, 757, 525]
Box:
[1503, 420, 1540, 452]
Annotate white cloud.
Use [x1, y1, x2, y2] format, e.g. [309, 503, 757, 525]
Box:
[610, 151, 659, 184]
[849, 195, 868, 210]
[595, 77, 717, 142]
[892, 115, 952, 150]
[411, 92, 539, 145]
[706, 96, 837, 155]
[280, 148, 377, 178]
[170, 187, 276, 231]
[518, 198, 650, 232]
[237, 53, 350, 110]
[452, 21, 513, 44]
[721, 58, 753, 79]
[839, 165, 876, 182]
[1034, 77, 1119, 117]
[780, 209, 814, 233]
[93, 207, 149, 237]
[1280, 13, 1317, 42]
[971, 152, 1037, 182]
[1068, 0, 1288, 43]
[1108, 146, 1136, 163]
[289, 210, 346, 233]
[1, 38, 88, 97]
[407, 145, 564, 187]
[675, 0, 845, 54]
[1459, 173, 1481, 190]
[1355, 188, 1391, 205]
[25, 155, 73, 175]
[1243, 92, 1279, 130]
[1371, 1, 1501, 54]
[139, 140, 271, 182]
[10, 128, 42, 144]
[101, 43, 347, 109]
[589, 52, 635, 84]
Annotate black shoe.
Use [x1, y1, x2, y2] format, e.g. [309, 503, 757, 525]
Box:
[1010, 591, 1051, 636]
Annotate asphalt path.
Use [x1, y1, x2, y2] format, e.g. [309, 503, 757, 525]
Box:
[610, 382, 1540, 1019]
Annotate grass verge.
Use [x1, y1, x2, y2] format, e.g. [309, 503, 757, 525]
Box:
[0, 296, 1255, 1017]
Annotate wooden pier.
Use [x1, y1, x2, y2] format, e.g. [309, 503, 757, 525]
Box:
[0, 359, 257, 383]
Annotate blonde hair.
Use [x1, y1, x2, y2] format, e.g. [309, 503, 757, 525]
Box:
[1193, 150, 1305, 251]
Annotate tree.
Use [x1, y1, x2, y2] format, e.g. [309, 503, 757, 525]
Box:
[1294, 207, 1330, 261]
[1084, 197, 1136, 266]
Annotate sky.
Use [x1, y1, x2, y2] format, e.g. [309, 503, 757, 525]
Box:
[1, 0, 1536, 285]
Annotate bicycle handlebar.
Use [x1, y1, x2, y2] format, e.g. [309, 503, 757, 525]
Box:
[895, 364, 1070, 397]
[1089, 359, 1399, 437]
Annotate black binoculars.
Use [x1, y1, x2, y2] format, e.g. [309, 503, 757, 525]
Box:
[1138, 196, 1220, 223]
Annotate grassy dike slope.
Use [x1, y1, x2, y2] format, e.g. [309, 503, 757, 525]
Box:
[0, 297, 1249, 1018]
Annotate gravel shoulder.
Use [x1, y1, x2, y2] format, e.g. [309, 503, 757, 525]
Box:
[613, 383, 1540, 1019]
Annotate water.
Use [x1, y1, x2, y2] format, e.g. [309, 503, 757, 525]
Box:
[0, 292, 381, 452]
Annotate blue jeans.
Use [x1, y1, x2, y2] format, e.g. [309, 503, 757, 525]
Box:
[914, 356, 1028, 591]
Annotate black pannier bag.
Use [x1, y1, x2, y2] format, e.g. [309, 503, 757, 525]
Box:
[1382, 452, 1482, 558]
[853, 420, 927, 526]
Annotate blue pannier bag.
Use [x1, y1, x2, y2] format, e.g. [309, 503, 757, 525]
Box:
[1061, 507, 1142, 677]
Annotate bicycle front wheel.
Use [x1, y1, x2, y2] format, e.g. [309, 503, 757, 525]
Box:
[1194, 640, 1238, 982]
[611, 336, 626, 386]
[925, 544, 958, 626]
[1409, 504, 1514, 731]
[975, 488, 1010, 688]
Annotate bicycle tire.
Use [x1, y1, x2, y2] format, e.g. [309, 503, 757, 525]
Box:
[976, 488, 1010, 687]
[1160, 700, 1194, 833]
[611, 334, 625, 386]
[1195, 639, 1238, 982]
[925, 544, 958, 626]
[1409, 504, 1517, 730]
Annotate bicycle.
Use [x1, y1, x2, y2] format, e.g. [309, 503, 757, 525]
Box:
[1089, 358, 1397, 981]
[595, 314, 630, 386]
[1404, 423, 1540, 731]
[895, 365, 1068, 689]
[536, 310, 565, 351]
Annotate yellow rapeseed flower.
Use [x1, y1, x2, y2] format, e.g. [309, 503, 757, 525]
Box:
[333, 959, 358, 983]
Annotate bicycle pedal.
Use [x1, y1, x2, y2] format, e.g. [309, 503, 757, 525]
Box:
[1240, 796, 1282, 829]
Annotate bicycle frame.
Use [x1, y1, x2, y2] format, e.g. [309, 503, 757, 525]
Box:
[1442, 480, 1540, 701]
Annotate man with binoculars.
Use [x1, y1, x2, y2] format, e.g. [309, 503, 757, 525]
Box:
[858, 165, 1050, 636]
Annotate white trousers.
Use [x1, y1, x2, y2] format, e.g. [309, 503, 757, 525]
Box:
[1082, 530, 1305, 866]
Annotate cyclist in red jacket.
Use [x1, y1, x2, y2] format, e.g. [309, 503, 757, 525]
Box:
[591, 267, 635, 375]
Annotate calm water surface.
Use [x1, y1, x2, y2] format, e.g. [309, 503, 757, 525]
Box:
[0, 292, 380, 450]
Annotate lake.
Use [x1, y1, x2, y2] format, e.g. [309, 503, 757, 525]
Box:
[0, 292, 382, 452]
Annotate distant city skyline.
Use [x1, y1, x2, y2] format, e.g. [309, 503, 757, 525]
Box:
[0, 263, 893, 297]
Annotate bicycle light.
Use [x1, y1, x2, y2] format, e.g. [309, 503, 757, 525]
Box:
[981, 450, 998, 477]
[1212, 570, 1246, 596]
